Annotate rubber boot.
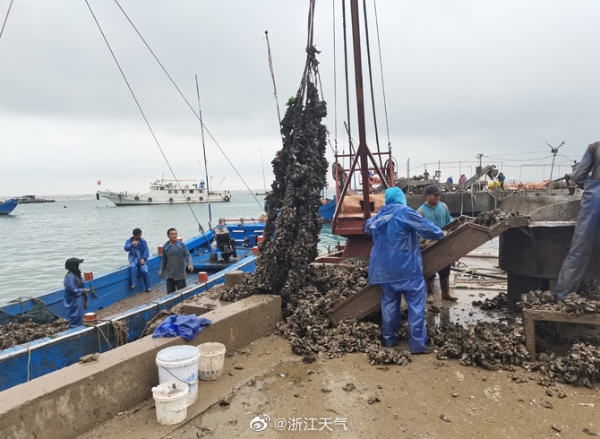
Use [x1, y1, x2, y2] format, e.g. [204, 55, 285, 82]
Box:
[426, 277, 435, 304]
[440, 277, 458, 302]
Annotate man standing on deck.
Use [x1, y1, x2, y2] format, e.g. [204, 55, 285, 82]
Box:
[555, 141, 600, 301]
[365, 187, 445, 354]
[418, 185, 458, 302]
[124, 228, 151, 292]
[159, 228, 194, 293]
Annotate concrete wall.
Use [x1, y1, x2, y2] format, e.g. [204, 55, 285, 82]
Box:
[0, 295, 282, 439]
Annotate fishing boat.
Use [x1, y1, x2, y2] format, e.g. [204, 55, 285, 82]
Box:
[97, 178, 231, 206]
[0, 219, 264, 392]
[0, 198, 19, 215]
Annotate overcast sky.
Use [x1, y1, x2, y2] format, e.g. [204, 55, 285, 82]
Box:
[1, 0, 598, 196]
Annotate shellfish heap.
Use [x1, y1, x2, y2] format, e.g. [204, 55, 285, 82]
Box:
[252, 45, 328, 303]
[473, 209, 520, 227]
[533, 343, 600, 388]
[429, 322, 529, 370]
[0, 319, 69, 350]
[522, 290, 600, 315]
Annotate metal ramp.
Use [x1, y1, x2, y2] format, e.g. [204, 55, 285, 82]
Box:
[328, 215, 529, 325]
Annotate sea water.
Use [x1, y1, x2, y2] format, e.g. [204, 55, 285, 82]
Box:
[0, 192, 345, 303]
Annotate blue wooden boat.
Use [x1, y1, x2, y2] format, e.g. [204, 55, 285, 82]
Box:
[319, 197, 336, 222]
[0, 198, 19, 215]
[0, 220, 265, 392]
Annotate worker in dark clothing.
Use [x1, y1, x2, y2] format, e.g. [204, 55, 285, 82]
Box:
[63, 258, 90, 328]
[555, 141, 600, 301]
[365, 187, 444, 353]
[159, 228, 193, 293]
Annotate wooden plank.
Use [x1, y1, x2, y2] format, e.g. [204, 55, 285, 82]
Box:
[522, 309, 600, 361]
[328, 285, 382, 326]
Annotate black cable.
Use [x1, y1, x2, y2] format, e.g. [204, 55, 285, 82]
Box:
[0, 0, 15, 42]
[83, 0, 205, 231]
[341, 0, 353, 156]
[373, 0, 391, 152]
[362, 0, 383, 169]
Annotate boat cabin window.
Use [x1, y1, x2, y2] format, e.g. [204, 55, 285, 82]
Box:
[160, 187, 164, 190]
[168, 190, 172, 194]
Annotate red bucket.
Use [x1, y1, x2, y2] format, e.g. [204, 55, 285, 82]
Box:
[252, 246, 259, 255]
[198, 272, 209, 282]
[83, 272, 94, 281]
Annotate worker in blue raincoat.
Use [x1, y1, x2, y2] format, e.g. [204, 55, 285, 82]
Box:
[124, 228, 151, 292]
[365, 187, 445, 353]
[63, 258, 89, 328]
[555, 141, 600, 301]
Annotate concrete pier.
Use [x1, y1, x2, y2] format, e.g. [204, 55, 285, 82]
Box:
[0, 295, 282, 439]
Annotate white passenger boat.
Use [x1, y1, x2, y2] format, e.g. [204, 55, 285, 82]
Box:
[96, 178, 231, 206]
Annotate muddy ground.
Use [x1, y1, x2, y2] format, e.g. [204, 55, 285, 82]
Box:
[80, 335, 599, 439]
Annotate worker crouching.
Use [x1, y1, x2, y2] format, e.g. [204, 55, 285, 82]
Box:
[365, 187, 445, 354]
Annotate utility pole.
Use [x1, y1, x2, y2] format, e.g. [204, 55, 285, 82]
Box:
[546, 141, 565, 194]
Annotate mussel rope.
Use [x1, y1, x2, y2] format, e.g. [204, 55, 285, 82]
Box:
[0, 0, 14, 42]
[84, 0, 206, 235]
[362, 0, 383, 170]
[373, 0, 392, 155]
[112, 0, 264, 211]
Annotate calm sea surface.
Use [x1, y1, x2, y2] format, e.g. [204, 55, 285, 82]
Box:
[0, 192, 345, 304]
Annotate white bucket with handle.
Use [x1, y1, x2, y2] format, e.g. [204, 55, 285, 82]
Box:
[152, 382, 189, 425]
[156, 345, 200, 406]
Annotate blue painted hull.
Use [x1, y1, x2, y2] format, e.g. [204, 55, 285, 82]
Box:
[0, 198, 18, 215]
[0, 222, 265, 392]
[319, 197, 336, 221]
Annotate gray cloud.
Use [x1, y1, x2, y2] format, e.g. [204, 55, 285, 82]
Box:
[1, 0, 599, 196]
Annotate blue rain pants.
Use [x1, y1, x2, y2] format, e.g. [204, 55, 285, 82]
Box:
[130, 262, 151, 290]
[555, 180, 600, 301]
[380, 276, 428, 352]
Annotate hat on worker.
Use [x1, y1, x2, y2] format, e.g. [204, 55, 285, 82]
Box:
[425, 185, 444, 196]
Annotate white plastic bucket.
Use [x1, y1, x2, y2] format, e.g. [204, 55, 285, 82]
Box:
[153, 382, 189, 425]
[198, 342, 226, 381]
[156, 345, 200, 406]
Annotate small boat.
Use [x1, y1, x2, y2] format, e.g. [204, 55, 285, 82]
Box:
[0, 198, 19, 215]
[97, 178, 231, 206]
[0, 219, 264, 392]
[319, 197, 336, 222]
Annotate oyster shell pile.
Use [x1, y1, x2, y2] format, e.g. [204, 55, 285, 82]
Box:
[532, 343, 600, 388]
[473, 209, 520, 227]
[0, 319, 69, 350]
[474, 292, 508, 311]
[429, 322, 529, 370]
[522, 290, 600, 315]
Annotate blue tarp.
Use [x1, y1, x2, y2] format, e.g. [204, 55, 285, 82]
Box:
[152, 314, 212, 340]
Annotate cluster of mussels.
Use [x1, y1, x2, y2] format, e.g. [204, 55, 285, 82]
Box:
[225, 263, 413, 365]
[522, 290, 600, 315]
[472, 292, 508, 311]
[473, 209, 520, 227]
[532, 343, 600, 388]
[250, 46, 329, 303]
[0, 319, 69, 350]
[429, 322, 529, 370]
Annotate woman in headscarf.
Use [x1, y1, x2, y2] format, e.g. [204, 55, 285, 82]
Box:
[63, 258, 89, 328]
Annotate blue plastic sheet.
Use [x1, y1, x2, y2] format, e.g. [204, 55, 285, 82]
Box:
[152, 314, 212, 340]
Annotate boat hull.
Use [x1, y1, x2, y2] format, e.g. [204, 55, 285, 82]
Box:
[97, 191, 230, 205]
[0, 198, 19, 215]
[0, 222, 264, 392]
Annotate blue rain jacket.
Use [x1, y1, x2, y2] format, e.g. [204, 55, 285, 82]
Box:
[555, 180, 600, 300]
[64, 273, 85, 328]
[152, 314, 212, 340]
[365, 188, 444, 283]
[124, 237, 150, 265]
